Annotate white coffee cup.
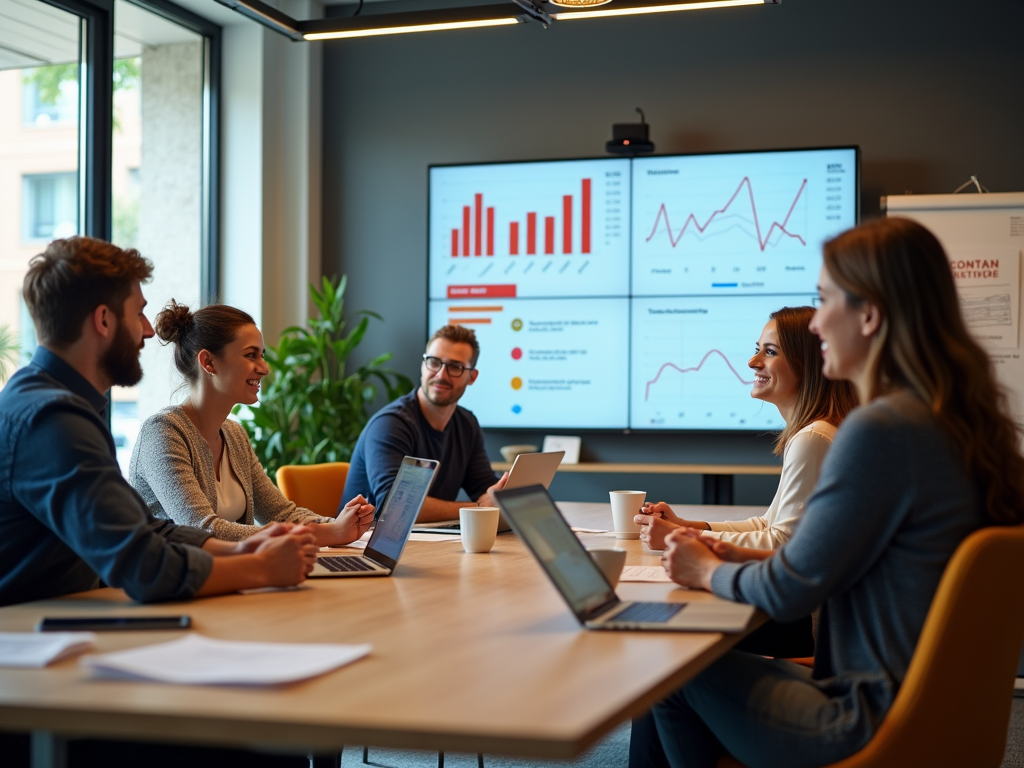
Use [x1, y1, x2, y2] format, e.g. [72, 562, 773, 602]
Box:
[587, 547, 627, 589]
[459, 507, 500, 553]
[609, 490, 646, 539]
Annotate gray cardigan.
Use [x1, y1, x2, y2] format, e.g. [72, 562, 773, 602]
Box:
[129, 406, 332, 541]
[711, 391, 988, 747]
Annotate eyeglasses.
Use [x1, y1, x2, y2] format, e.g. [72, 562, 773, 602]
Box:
[422, 355, 474, 378]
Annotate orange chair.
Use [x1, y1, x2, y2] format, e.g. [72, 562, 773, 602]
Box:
[719, 524, 1024, 768]
[275, 462, 350, 518]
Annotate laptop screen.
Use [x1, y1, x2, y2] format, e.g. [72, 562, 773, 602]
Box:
[365, 457, 438, 569]
[495, 486, 618, 623]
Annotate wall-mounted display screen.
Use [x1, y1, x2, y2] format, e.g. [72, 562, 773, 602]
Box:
[428, 147, 858, 431]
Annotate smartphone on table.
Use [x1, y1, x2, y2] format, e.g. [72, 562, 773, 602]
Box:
[37, 616, 191, 632]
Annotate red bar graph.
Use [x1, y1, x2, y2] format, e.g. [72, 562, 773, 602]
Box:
[474, 193, 482, 256]
[563, 195, 572, 254]
[447, 178, 592, 258]
[486, 207, 494, 256]
[582, 178, 591, 254]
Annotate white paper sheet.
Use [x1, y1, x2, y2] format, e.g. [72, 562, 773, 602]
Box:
[0, 632, 96, 668]
[407, 533, 462, 542]
[571, 526, 610, 533]
[619, 566, 673, 583]
[81, 634, 371, 685]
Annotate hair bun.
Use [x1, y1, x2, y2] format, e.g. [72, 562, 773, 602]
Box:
[154, 299, 195, 345]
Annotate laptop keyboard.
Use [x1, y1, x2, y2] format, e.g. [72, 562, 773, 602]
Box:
[611, 602, 684, 624]
[318, 556, 378, 573]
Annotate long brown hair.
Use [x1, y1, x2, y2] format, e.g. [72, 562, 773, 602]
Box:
[823, 217, 1024, 524]
[770, 306, 858, 455]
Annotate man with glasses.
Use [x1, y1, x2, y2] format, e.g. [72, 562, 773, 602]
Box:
[342, 325, 506, 522]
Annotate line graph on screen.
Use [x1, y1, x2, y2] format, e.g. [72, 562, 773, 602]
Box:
[644, 350, 755, 401]
[644, 176, 808, 253]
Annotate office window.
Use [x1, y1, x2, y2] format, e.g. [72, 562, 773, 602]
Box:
[0, 1, 82, 394]
[1, 0, 221, 462]
[21, 172, 78, 241]
[110, 1, 209, 472]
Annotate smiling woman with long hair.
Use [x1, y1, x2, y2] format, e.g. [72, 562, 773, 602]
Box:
[648, 218, 1024, 768]
[129, 301, 374, 547]
[637, 306, 857, 553]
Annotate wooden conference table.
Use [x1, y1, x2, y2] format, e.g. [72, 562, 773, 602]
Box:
[0, 502, 766, 764]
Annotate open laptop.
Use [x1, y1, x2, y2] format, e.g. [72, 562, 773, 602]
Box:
[309, 456, 438, 578]
[412, 450, 564, 535]
[494, 485, 756, 632]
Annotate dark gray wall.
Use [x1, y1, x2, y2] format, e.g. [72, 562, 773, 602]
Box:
[322, 0, 1024, 503]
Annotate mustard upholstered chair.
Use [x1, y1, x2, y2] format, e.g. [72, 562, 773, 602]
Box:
[719, 524, 1024, 768]
[275, 462, 350, 519]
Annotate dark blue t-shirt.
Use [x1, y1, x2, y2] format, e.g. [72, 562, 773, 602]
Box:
[343, 390, 497, 510]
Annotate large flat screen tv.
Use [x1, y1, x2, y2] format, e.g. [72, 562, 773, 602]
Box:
[428, 147, 859, 431]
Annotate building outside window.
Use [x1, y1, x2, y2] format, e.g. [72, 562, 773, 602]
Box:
[1, 0, 218, 476]
[21, 172, 78, 241]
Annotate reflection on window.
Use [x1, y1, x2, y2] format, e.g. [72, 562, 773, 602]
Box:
[21, 173, 78, 241]
[22, 65, 79, 125]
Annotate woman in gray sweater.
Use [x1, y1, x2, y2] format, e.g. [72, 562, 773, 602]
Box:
[130, 301, 374, 545]
[650, 218, 1024, 768]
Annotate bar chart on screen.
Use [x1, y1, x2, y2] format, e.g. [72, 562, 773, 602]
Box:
[429, 158, 631, 300]
[629, 295, 815, 430]
[631, 149, 857, 297]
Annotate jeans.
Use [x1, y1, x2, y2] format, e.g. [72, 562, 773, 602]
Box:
[651, 651, 872, 768]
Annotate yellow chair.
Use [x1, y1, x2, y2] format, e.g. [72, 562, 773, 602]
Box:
[719, 524, 1024, 768]
[275, 462, 350, 519]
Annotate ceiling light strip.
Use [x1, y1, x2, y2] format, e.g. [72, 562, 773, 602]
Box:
[553, 0, 763, 20]
[304, 17, 521, 39]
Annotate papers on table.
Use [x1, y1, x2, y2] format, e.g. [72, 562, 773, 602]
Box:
[571, 526, 610, 534]
[619, 566, 673, 583]
[408, 532, 462, 542]
[82, 634, 371, 685]
[0, 632, 96, 668]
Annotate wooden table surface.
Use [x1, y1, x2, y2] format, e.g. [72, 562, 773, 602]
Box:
[0, 502, 766, 759]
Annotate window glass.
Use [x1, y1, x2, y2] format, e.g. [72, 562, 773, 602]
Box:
[109, 0, 205, 472]
[22, 172, 78, 241]
[0, 1, 82, 389]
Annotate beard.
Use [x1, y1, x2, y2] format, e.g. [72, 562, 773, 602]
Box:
[422, 379, 462, 407]
[100, 318, 144, 387]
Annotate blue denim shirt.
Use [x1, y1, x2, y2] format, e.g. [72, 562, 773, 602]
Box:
[0, 347, 214, 606]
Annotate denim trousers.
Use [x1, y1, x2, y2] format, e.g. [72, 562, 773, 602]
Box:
[647, 651, 873, 768]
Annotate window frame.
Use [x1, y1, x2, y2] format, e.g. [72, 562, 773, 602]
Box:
[37, 0, 222, 300]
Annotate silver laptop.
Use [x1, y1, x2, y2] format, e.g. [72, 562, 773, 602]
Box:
[494, 485, 756, 632]
[412, 450, 564, 534]
[309, 456, 438, 578]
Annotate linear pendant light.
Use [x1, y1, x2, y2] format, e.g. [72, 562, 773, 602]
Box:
[554, 0, 765, 20]
[215, 0, 776, 42]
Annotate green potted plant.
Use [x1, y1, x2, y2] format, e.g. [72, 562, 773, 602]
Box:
[0, 324, 19, 384]
[233, 276, 412, 480]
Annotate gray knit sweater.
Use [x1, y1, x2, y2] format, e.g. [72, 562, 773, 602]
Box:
[129, 406, 333, 541]
[711, 391, 988, 747]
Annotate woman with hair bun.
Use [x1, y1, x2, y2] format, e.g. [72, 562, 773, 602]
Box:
[129, 301, 374, 545]
[647, 217, 1024, 768]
